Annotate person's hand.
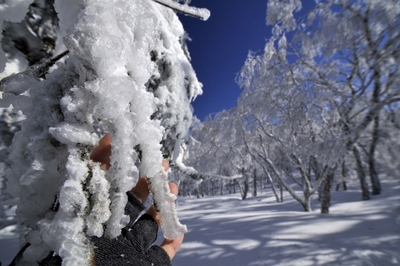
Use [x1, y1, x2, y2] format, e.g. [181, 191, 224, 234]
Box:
[91, 134, 184, 260]
[16, 134, 184, 266]
[90, 133, 112, 171]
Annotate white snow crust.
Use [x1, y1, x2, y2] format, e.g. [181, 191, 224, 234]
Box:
[153, 0, 210, 21]
[171, 177, 400, 266]
[4, 175, 396, 265]
[0, 0, 205, 264]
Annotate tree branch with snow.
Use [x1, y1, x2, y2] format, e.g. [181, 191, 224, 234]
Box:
[152, 0, 210, 21]
[0, 0, 209, 264]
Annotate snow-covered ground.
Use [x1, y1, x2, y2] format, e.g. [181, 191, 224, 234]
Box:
[172, 177, 400, 266]
[1, 176, 399, 265]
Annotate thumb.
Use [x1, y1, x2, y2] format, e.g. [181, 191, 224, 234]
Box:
[160, 182, 183, 259]
[161, 234, 184, 260]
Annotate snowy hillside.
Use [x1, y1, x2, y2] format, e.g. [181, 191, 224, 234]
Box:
[2, 176, 399, 265]
[172, 177, 400, 266]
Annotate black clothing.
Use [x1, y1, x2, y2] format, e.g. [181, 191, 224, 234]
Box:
[11, 191, 172, 266]
[89, 192, 172, 266]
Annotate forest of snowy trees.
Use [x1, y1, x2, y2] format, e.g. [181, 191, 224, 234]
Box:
[178, 0, 400, 213]
[0, 0, 399, 265]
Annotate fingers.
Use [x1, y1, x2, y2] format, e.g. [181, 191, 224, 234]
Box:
[132, 159, 170, 204]
[90, 134, 112, 170]
[91, 135, 184, 259]
[146, 182, 178, 224]
[146, 182, 183, 260]
[159, 182, 183, 260]
[162, 159, 169, 172]
[169, 181, 178, 195]
[91, 136, 169, 174]
[130, 177, 151, 203]
[161, 233, 184, 260]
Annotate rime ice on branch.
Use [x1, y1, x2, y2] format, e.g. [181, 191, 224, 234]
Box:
[0, 0, 209, 264]
[152, 0, 210, 20]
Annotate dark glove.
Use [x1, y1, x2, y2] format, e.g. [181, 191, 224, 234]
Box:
[14, 191, 171, 266]
[90, 191, 172, 266]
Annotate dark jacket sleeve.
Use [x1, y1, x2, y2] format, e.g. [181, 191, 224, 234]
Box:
[92, 191, 172, 266]
[35, 191, 172, 266]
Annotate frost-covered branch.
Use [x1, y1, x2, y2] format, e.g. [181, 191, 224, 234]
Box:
[1, 0, 208, 263]
[152, 0, 210, 20]
[148, 166, 187, 239]
[172, 158, 242, 181]
[0, 50, 69, 95]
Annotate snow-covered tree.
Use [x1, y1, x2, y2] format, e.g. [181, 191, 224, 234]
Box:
[236, 83, 342, 212]
[0, 0, 210, 264]
[0, 0, 57, 224]
[307, 0, 400, 197]
[238, 0, 400, 209]
[183, 109, 247, 198]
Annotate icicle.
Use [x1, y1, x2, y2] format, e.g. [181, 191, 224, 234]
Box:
[148, 167, 187, 239]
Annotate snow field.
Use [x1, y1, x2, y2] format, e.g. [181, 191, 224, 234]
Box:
[171, 177, 400, 266]
[1, 176, 399, 265]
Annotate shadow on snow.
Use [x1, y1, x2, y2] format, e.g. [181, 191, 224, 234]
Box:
[172, 178, 400, 266]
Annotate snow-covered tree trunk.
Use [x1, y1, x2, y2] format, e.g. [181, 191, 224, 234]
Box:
[336, 160, 347, 191]
[266, 157, 313, 212]
[266, 169, 280, 202]
[252, 168, 257, 197]
[239, 170, 249, 200]
[353, 145, 370, 200]
[1, 0, 210, 264]
[278, 179, 283, 202]
[320, 167, 336, 214]
[368, 115, 382, 195]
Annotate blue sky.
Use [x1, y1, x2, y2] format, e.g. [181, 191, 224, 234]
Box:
[178, 0, 271, 121]
[179, 0, 316, 121]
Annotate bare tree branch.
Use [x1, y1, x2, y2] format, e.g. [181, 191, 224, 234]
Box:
[151, 0, 210, 21]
